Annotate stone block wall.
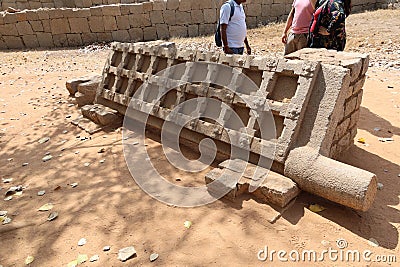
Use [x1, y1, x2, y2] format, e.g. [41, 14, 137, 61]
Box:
[0, 0, 147, 11]
[284, 48, 369, 159]
[0, 0, 391, 49]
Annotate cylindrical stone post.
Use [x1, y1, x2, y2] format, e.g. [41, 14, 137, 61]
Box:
[284, 146, 377, 211]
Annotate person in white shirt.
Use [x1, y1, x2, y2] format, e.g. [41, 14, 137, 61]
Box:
[219, 0, 251, 55]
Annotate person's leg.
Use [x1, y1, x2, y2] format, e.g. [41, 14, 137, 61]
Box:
[284, 32, 297, 55]
[296, 33, 309, 51]
[230, 47, 244, 55]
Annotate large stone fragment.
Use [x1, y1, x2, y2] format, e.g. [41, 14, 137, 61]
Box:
[77, 75, 101, 97]
[284, 146, 377, 211]
[66, 76, 93, 95]
[71, 115, 103, 134]
[206, 159, 300, 207]
[81, 104, 122, 126]
[75, 92, 94, 107]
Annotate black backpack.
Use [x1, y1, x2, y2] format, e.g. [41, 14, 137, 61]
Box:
[215, 0, 235, 47]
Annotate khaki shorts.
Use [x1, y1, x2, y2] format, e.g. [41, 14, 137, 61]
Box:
[284, 32, 308, 55]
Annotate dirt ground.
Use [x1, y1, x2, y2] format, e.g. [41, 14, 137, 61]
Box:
[0, 8, 399, 267]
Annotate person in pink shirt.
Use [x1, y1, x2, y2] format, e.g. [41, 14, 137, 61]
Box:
[282, 0, 317, 55]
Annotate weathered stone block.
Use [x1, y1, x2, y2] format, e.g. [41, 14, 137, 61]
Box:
[3, 36, 24, 49]
[153, 0, 166, 10]
[41, 20, 51, 32]
[103, 16, 117, 31]
[3, 14, 17, 24]
[176, 11, 191, 25]
[116, 15, 130, 30]
[143, 27, 157, 41]
[67, 33, 83, 46]
[16, 12, 27, 22]
[203, 9, 217, 23]
[120, 4, 131, 15]
[97, 32, 113, 42]
[53, 33, 68, 47]
[199, 24, 214, 35]
[129, 28, 144, 42]
[150, 10, 164, 24]
[22, 35, 39, 48]
[48, 9, 64, 19]
[25, 11, 39, 21]
[130, 4, 144, 14]
[69, 18, 90, 33]
[188, 25, 199, 37]
[155, 24, 169, 39]
[169, 25, 188, 37]
[0, 24, 18, 36]
[89, 16, 105, 32]
[37, 10, 50, 20]
[81, 103, 122, 126]
[112, 30, 131, 42]
[163, 10, 176, 25]
[179, 0, 192, 11]
[142, 2, 153, 12]
[90, 6, 103, 16]
[31, 21, 44, 32]
[102, 5, 121, 16]
[37, 32, 54, 47]
[167, 0, 179, 10]
[82, 32, 98, 45]
[191, 10, 204, 24]
[50, 18, 70, 34]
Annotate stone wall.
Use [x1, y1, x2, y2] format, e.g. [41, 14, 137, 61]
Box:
[0, 0, 390, 49]
[0, 0, 147, 11]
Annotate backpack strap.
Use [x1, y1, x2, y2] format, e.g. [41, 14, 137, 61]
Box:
[226, 0, 235, 21]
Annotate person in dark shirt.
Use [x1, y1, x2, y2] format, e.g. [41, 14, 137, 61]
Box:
[308, 0, 351, 51]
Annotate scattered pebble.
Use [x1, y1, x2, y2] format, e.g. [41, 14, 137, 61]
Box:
[378, 137, 394, 142]
[373, 127, 381, 131]
[2, 178, 13, 183]
[2, 216, 12, 225]
[103, 246, 111, 251]
[22, 162, 29, 167]
[78, 238, 87, 246]
[4, 196, 12, 201]
[118, 246, 137, 262]
[98, 148, 105, 153]
[99, 159, 105, 164]
[38, 137, 50, 144]
[175, 178, 181, 181]
[7, 158, 13, 162]
[37, 190, 46, 196]
[184, 220, 192, 229]
[42, 155, 53, 162]
[84, 162, 90, 167]
[368, 238, 379, 247]
[62, 130, 68, 134]
[70, 183, 78, 188]
[89, 255, 99, 262]
[132, 141, 139, 145]
[150, 253, 159, 262]
[377, 183, 384, 190]
[47, 211, 58, 221]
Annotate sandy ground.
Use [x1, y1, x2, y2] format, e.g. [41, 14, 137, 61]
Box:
[0, 9, 400, 267]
